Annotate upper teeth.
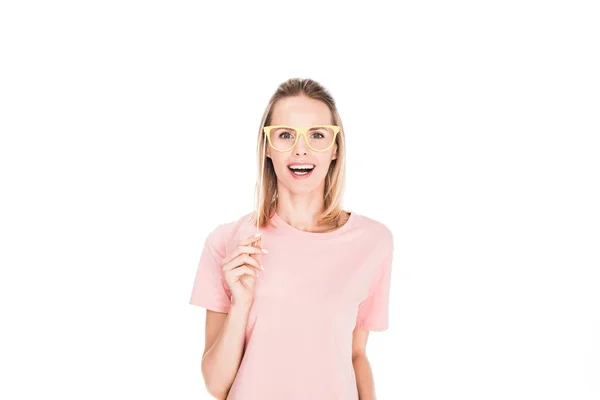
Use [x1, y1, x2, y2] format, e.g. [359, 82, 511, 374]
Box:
[289, 165, 314, 170]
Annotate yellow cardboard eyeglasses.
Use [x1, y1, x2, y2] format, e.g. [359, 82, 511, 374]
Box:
[263, 125, 340, 152]
[252, 124, 340, 239]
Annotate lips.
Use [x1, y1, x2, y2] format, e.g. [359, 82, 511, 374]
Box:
[287, 163, 315, 169]
[288, 166, 315, 172]
[288, 165, 314, 179]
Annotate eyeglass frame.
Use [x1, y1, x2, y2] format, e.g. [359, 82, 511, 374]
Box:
[263, 125, 340, 152]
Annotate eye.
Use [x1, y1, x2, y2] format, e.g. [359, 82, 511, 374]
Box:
[309, 129, 328, 139]
[279, 131, 294, 139]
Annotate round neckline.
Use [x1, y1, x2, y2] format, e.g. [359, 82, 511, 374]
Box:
[270, 210, 357, 239]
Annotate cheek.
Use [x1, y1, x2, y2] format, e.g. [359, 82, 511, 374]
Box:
[269, 154, 286, 173]
[317, 153, 335, 168]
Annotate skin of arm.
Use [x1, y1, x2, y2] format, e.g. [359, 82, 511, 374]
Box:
[201, 303, 251, 399]
[352, 326, 377, 400]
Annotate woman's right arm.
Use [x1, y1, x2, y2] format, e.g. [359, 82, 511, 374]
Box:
[201, 304, 251, 399]
[201, 233, 265, 399]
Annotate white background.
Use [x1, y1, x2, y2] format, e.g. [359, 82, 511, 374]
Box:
[1, 1, 599, 399]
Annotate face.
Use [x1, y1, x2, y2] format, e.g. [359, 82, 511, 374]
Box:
[266, 95, 338, 194]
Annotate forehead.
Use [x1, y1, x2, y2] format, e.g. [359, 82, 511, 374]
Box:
[270, 95, 333, 126]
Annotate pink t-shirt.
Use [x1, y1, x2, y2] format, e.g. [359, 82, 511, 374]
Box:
[189, 210, 394, 400]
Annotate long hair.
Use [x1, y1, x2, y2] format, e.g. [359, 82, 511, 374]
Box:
[250, 77, 348, 229]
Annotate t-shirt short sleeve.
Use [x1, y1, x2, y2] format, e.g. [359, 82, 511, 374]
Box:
[356, 240, 394, 332]
[189, 224, 232, 313]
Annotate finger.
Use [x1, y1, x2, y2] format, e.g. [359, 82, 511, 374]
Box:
[220, 244, 267, 267]
[249, 237, 262, 248]
[238, 253, 263, 272]
[231, 265, 258, 279]
[222, 253, 262, 273]
[238, 233, 263, 246]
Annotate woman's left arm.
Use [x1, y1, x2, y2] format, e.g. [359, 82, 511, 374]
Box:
[352, 327, 377, 400]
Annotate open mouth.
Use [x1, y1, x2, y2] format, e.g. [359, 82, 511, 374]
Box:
[288, 165, 315, 178]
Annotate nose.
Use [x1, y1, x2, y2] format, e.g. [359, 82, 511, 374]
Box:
[294, 134, 309, 155]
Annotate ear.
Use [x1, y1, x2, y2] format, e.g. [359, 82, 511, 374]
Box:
[332, 143, 338, 160]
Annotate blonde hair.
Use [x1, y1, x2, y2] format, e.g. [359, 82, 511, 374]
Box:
[250, 77, 348, 229]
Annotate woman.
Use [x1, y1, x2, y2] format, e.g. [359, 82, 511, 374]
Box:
[190, 78, 394, 399]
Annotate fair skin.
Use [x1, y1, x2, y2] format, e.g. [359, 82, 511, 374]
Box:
[265, 94, 341, 233]
[201, 95, 377, 399]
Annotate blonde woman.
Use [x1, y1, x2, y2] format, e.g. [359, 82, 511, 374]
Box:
[190, 78, 394, 399]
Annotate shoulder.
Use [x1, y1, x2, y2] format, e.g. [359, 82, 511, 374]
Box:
[353, 212, 394, 251]
[205, 211, 256, 248]
[353, 212, 393, 239]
